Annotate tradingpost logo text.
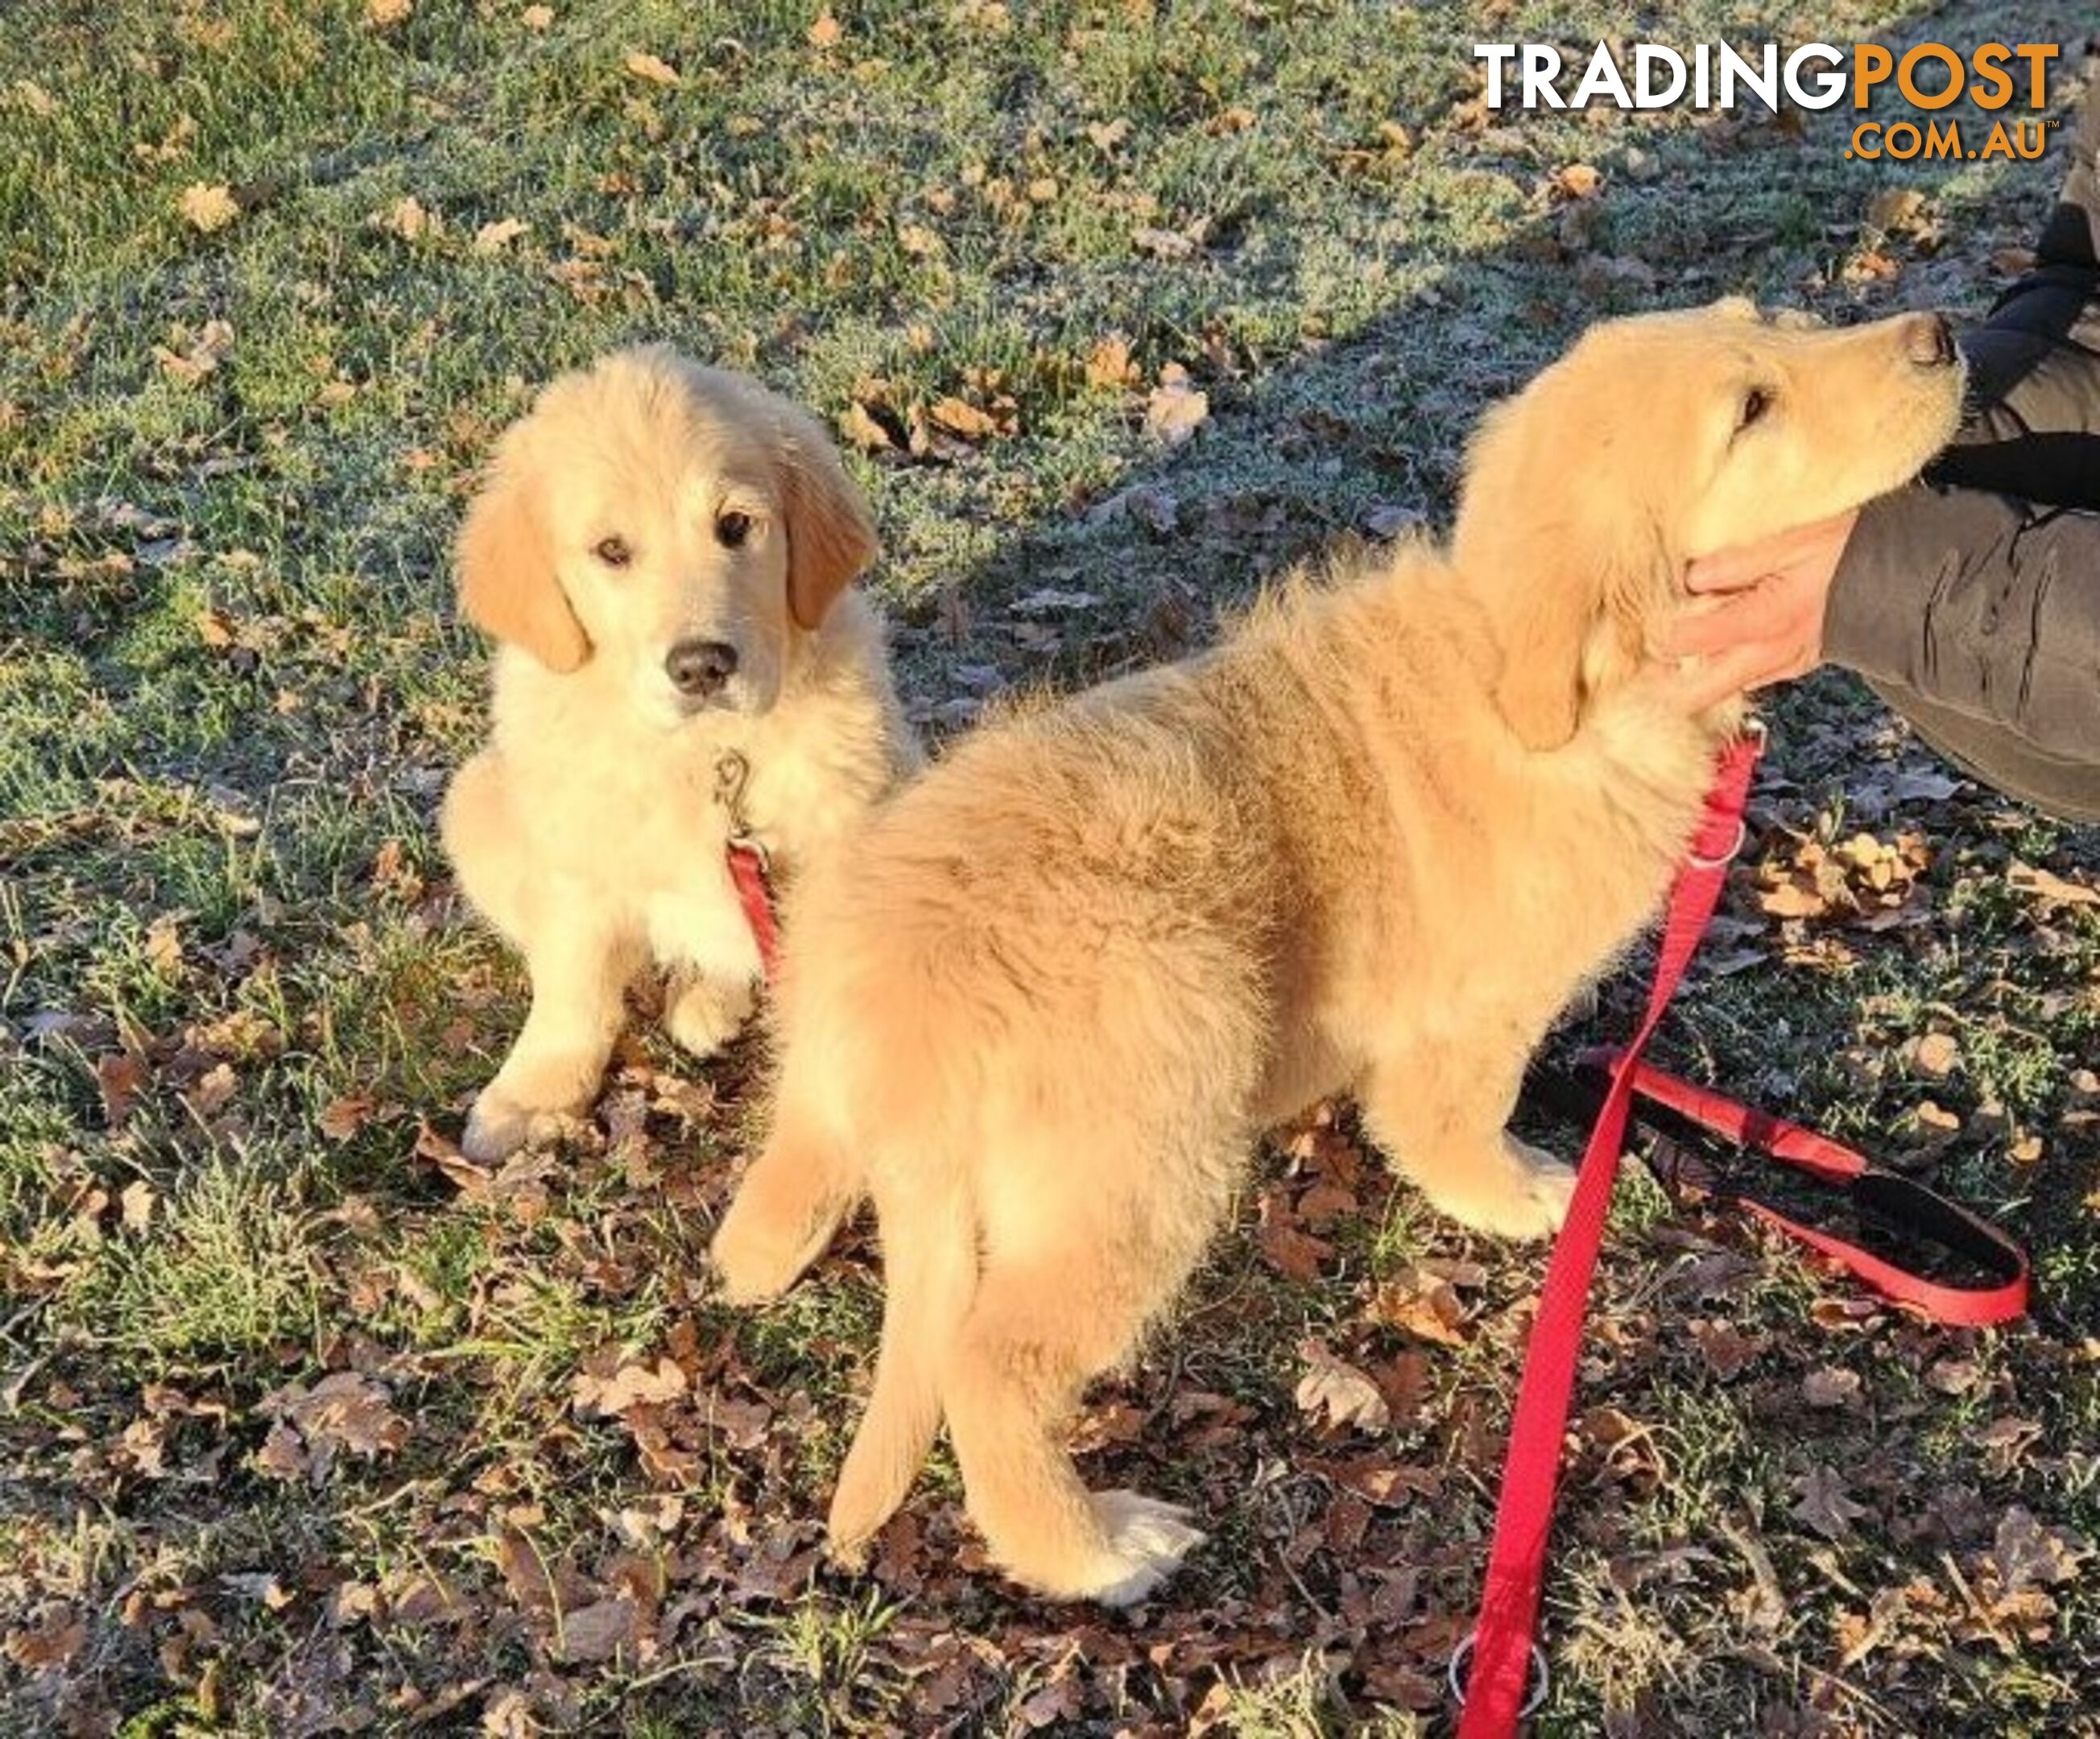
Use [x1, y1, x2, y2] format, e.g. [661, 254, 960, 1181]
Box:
[1475, 42, 2060, 161]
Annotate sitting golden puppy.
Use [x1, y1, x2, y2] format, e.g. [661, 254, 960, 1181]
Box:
[712, 303, 1965, 1603]
[442, 348, 916, 1162]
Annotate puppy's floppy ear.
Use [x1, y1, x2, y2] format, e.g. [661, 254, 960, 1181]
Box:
[771, 403, 878, 630]
[1453, 372, 1660, 750]
[457, 463, 591, 673]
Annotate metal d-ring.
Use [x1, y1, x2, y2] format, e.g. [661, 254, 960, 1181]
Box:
[1447, 1630, 1550, 1720]
[1686, 817, 1748, 870]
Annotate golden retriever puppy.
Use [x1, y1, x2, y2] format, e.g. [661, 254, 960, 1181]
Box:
[710, 302, 1965, 1603]
[441, 347, 917, 1163]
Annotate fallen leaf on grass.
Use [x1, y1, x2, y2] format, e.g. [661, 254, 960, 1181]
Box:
[1256, 1188, 1333, 1280]
[1689, 1317, 1763, 1379]
[556, 1596, 644, 1663]
[572, 1355, 687, 1418]
[2007, 861, 2098, 910]
[318, 1095, 374, 1141]
[927, 395, 1000, 440]
[179, 183, 240, 233]
[3, 1609, 85, 1671]
[378, 196, 440, 242]
[1792, 1465, 1869, 1539]
[807, 10, 842, 48]
[154, 320, 235, 385]
[1368, 1266, 1466, 1347]
[1145, 364, 1208, 447]
[97, 1052, 145, 1130]
[1994, 1506, 2090, 1592]
[1295, 1340, 1390, 1432]
[1803, 1366, 1862, 1408]
[366, 0, 411, 24]
[258, 1372, 407, 1482]
[623, 50, 679, 85]
[473, 217, 530, 254]
[1085, 333, 1138, 388]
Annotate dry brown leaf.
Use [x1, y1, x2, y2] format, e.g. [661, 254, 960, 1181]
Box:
[1256, 1190, 1333, 1281]
[155, 320, 236, 385]
[1085, 333, 1138, 390]
[473, 217, 530, 254]
[520, 3, 553, 26]
[1689, 1317, 1762, 1380]
[180, 183, 240, 233]
[1792, 1465, 1868, 1539]
[1294, 1340, 1391, 1433]
[3, 1610, 85, 1671]
[1803, 1365, 1862, 1409]
[556, 1596, 643, 1663]
[573, 1356, 687, 1417]
[1994, 1507, 2090, 1591]
[2007, 861, 2098, 909]
[366, 0, 412, 24]
[379, 196, 440, 241]
[1145, 364, 1208, 447]
[188, 1064, 237, 1117]
[262, 1372, 407, 1479]
[318, 1095, 374, 1142]
[97, 1052, 145, 1130]
[623, 50, 679, 85]
[1369, 1266, 1466, 1347]
[807, 10, 842, 48]
[838, 400, 898, 453]
[928, 395, 998, 440]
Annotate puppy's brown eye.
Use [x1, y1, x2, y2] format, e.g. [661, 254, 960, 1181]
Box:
[715, 510, 753, 550]
[1738, 387, 1773, 430]
[593, 535, 632, 568]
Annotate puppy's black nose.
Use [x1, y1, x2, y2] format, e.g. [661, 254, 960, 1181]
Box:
[665, 638, 738, 697]
[1903, 312, 1957, 368]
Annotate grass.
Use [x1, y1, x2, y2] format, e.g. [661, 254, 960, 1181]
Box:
[3, 0, 2098, 1731]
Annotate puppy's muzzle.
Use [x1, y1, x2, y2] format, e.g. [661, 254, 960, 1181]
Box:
[666, 637, 739, 702]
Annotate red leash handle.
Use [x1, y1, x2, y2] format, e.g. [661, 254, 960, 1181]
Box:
[1610, 1055, 2028, 1329]
[1456, 733, 1763, 1736]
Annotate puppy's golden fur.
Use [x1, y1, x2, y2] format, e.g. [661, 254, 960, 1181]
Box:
[442, 348, 916, 1162]
[712, 304, 1966, 1602]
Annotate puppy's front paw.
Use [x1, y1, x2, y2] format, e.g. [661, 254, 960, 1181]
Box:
[710, 1201, 809, 1305]
[665, 973, 755, 1060]
[1420, 1138, 1577, 1242]
[461, 1088, 577, 1163]
[1086, 1490, 1205, 1608]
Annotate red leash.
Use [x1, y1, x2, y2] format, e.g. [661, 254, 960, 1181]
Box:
[1454, 729, 2028, 1733]
[717, 751, 781, 983]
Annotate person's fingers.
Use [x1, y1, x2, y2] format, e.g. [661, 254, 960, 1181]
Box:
[1683, 545, 1782, 596]
[1683, 508, 1858, 596]
[1651, 589, 1790, 658]
[1646, 639, 1789, 714]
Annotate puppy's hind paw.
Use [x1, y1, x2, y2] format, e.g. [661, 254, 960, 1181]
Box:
[1087, 1490, 1205, 1608]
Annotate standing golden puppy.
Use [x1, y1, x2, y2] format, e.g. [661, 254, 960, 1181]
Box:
[442, 348, 916, 1162]
[712, 302, 1966, 1603]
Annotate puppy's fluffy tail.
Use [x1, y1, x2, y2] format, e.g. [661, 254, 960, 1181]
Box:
[827, 1170, 978, 1560]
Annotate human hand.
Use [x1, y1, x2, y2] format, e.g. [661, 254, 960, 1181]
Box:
[1647, 508, 1860, 713]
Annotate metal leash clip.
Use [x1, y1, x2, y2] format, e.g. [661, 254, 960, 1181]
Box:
[713, 750, 770, 873]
